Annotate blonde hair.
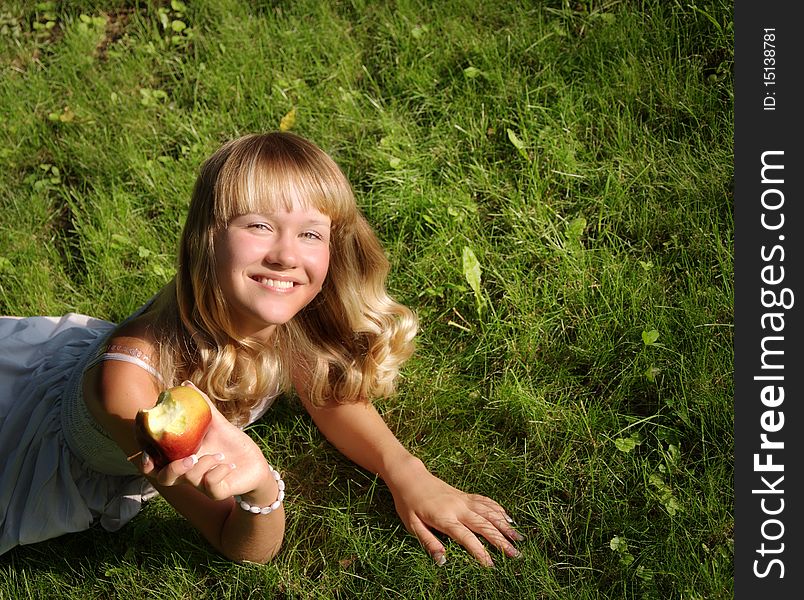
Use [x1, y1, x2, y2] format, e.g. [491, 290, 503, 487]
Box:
[147, 132, 417, 424]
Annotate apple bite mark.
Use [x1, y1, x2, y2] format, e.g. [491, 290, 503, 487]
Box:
[141, 400, 189, 435]
[134, 386, 212, 468]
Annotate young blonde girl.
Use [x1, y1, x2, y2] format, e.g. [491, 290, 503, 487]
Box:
[0, 132, 522, 566]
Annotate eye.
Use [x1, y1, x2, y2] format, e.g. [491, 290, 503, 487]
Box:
[248, 222, 272, 232]
[301, 230, 324, 241]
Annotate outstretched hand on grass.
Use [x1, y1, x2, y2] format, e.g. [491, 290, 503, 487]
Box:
[299, 394, 524, 568]
[388, 465, 523, 567]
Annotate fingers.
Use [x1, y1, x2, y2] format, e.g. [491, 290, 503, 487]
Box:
[142, 451, 236, 500]
[473, 495, 525, 545]
[138, 451, 154, 476]
[450, 523, 496, 567]
[408, 496, 524, 568]
[459, 509, 522, 565]
[406, 515, 447, 566]
[447, 506, 516, 567]
[199, 461, 236, 500]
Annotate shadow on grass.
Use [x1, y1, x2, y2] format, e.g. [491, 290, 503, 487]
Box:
[0, 504, 232, 597]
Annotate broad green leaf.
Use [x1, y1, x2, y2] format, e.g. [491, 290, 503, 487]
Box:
[566, 216, 586, 241]
[462, 246, 482, 298]
[666, 443, 680, 465]
[664, 496, 682, 515]
[110, 233, 132, 248]
[609, 536, 627, 552]
[506, 128, 529, 161]
[507, 128, 524, 150]
[642, 329, 659, 345]
[614, 433, 641, 453]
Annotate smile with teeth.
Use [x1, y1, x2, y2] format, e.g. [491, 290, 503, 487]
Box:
[253, 276, 296, 289]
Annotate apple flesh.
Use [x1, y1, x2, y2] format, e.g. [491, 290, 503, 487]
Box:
[134, 385, 212, 468]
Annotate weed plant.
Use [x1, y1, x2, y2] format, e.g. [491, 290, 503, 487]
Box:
[0, 0, 733, 598]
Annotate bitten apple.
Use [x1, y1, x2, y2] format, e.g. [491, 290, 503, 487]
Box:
[134, 385, 212, 468]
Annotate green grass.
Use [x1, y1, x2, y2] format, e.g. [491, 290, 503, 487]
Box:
[0, 0, 733, 598]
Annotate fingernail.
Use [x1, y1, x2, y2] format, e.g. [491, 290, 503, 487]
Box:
[434, 553, 446, 567]
[183, 454, 199, 467]
[141, 451, 150, 466]
[214, 452, 225, 461]
[512, 531, 525, 542]
[509, 547, 522, 559]
[504, 514, 516, 525]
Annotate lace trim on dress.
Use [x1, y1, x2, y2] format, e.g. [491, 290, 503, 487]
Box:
[97, 344, 165, 385]
[105, 344, 154, 363]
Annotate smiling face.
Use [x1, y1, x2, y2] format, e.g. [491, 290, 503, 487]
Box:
[178, 132, 358, 343]
[213, 203, 331, 341]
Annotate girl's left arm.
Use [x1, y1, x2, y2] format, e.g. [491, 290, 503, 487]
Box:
[298, 395, 523, 567]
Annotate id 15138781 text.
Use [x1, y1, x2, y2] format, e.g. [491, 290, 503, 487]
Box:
[763, 28, 776, 111]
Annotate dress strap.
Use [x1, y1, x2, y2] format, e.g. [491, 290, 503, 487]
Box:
[88, 344, 165, 385]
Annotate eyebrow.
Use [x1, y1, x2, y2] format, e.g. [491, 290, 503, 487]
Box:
[235, 213, 331, 227]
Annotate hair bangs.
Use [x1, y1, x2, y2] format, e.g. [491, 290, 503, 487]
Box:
[212, 134, 356, 232]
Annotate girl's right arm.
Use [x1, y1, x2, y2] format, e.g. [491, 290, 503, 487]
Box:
[83, 347, 285, 563]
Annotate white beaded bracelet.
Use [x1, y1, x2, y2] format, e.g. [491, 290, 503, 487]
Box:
[234, 465, 286, 515]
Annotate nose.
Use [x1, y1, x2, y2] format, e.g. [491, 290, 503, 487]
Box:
[265, 232, 297, 268]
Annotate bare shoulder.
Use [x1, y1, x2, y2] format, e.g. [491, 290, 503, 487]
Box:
[82, 313, 163, 455]
[107, 312, 160, 358]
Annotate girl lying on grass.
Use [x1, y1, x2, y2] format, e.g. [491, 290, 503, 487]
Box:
[0, 132, 523, 565]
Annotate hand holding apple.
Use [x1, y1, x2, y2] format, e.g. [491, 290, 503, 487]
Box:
[136, 382, 278, 508]
[135, 384, 212, 468]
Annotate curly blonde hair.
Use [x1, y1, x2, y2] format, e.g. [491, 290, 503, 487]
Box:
[146, 132, 417, 425]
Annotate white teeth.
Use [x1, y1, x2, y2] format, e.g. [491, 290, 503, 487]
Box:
[258, 277, 293, 289]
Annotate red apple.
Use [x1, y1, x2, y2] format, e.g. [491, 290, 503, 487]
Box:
[134, 385, 212, 468]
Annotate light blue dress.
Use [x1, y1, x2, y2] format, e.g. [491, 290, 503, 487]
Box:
[0, 307, 275, 555]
